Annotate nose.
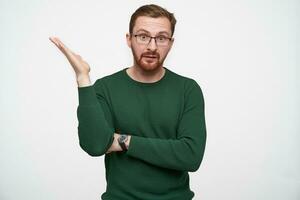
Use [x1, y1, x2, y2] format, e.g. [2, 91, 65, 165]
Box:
[147, 37, 158, 51]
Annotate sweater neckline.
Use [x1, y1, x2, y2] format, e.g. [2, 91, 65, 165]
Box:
[122, 67, 169, 87]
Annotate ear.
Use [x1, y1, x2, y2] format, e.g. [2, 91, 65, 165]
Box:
[126, 33, 132, 48]
[169, 38, 175, 49]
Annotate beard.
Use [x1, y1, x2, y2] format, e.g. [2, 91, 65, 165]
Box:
[131, 47, 165, 72]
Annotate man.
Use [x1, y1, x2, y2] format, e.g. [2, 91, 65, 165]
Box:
[49, 4, 206, 200]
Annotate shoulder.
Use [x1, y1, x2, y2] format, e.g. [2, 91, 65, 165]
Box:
[167, 68, 205, 106]
[167, 68, 203, 93]
[93, 68, 124, 88]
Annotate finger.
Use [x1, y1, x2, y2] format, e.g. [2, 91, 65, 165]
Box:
[49, 37, 71, 55]
[49, 37, 61, 48]
[49, 37, 78, 63]
[49, 37, 86, 73]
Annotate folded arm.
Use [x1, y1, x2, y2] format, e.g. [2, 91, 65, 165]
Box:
[126, 80, 207, 172]
[77, 79, 115, 156]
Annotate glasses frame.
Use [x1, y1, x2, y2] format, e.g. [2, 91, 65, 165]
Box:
[132, 33, 173, 47]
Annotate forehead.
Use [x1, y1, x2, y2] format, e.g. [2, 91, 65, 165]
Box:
[133, 16, 171, 35]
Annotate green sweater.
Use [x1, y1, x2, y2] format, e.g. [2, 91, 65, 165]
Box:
[77, 67, 206, 200]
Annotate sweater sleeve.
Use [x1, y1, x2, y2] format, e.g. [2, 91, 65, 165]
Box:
[76, 79, 115, 156]
[126, 79, 207, 172]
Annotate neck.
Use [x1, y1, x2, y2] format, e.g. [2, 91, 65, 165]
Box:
[127, 65, 166, 83]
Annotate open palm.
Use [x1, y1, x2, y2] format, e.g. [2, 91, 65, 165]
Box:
[49, 36, 90, 76]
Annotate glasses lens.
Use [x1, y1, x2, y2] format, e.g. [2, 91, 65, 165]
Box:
[135, 34, 170, 46]
[156, 36, 168, 46]
[137, 34, 150, 44]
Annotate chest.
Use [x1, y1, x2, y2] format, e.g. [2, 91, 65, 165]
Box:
[110, 87, 184, 139]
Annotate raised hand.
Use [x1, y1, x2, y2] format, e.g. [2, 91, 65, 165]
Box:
[49, 36, 91, 87]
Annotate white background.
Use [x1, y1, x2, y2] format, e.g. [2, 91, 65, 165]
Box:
[0, 0, 299, 199]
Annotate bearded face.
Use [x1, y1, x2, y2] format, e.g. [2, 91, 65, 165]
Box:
[130, 44, 162, 72]
[126, 16, 174, 72]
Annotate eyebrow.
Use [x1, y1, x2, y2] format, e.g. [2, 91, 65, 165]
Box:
[136, 29, 170, 36]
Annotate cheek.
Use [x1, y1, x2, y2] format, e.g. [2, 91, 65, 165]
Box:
[159, 48, 170, 58]
[132, 44, 144, 56]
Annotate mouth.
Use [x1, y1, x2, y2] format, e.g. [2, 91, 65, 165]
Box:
[142, 56, 158, 62]
[142, 53, 159, 60]
[140, 53, 159, 64]
[143, 55, 158, 58]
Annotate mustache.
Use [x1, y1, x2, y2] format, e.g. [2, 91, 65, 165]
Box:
[142, 52, 159, 57]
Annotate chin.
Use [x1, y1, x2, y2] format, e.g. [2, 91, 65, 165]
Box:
[140, 64, 159, 71]
[138, 60, 162, 72]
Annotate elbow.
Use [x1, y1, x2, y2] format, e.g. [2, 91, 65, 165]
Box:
[187, 158, 202, 172]
[77, 127, 114, 157]
[79, 141, 106, 157]
[182, 139, 206, 172]
[188, 134, 207, 172]
[186, 148, 206, 172]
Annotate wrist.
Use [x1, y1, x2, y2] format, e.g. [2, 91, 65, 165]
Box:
[76, 74, 91, 87]
[114, 134, 123, 151]
[125, 135, 131, 150]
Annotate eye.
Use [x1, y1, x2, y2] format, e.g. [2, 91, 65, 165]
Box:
[139, 34, 149, 41]
[157, 35, 167, 41]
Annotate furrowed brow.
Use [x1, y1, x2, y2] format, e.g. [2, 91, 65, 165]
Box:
[136, 29, 150, 34]
[136, 29, 170, 36]
[157, 31, 170, 36]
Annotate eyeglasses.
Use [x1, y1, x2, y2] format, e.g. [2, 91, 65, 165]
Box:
[133, 33, 172, 47]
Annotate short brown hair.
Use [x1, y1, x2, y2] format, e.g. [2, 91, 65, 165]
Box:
[129, 4, 177, 37]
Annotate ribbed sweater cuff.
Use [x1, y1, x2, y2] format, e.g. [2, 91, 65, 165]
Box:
[126, 135, 144, 157]
[78, 85, 98, 106]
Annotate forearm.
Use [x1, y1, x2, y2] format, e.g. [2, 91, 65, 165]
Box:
[125, 133, 206, 172]
[106, 134, 131, 154]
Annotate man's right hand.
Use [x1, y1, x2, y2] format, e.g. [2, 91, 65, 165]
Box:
[49, 36, 91, 87]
